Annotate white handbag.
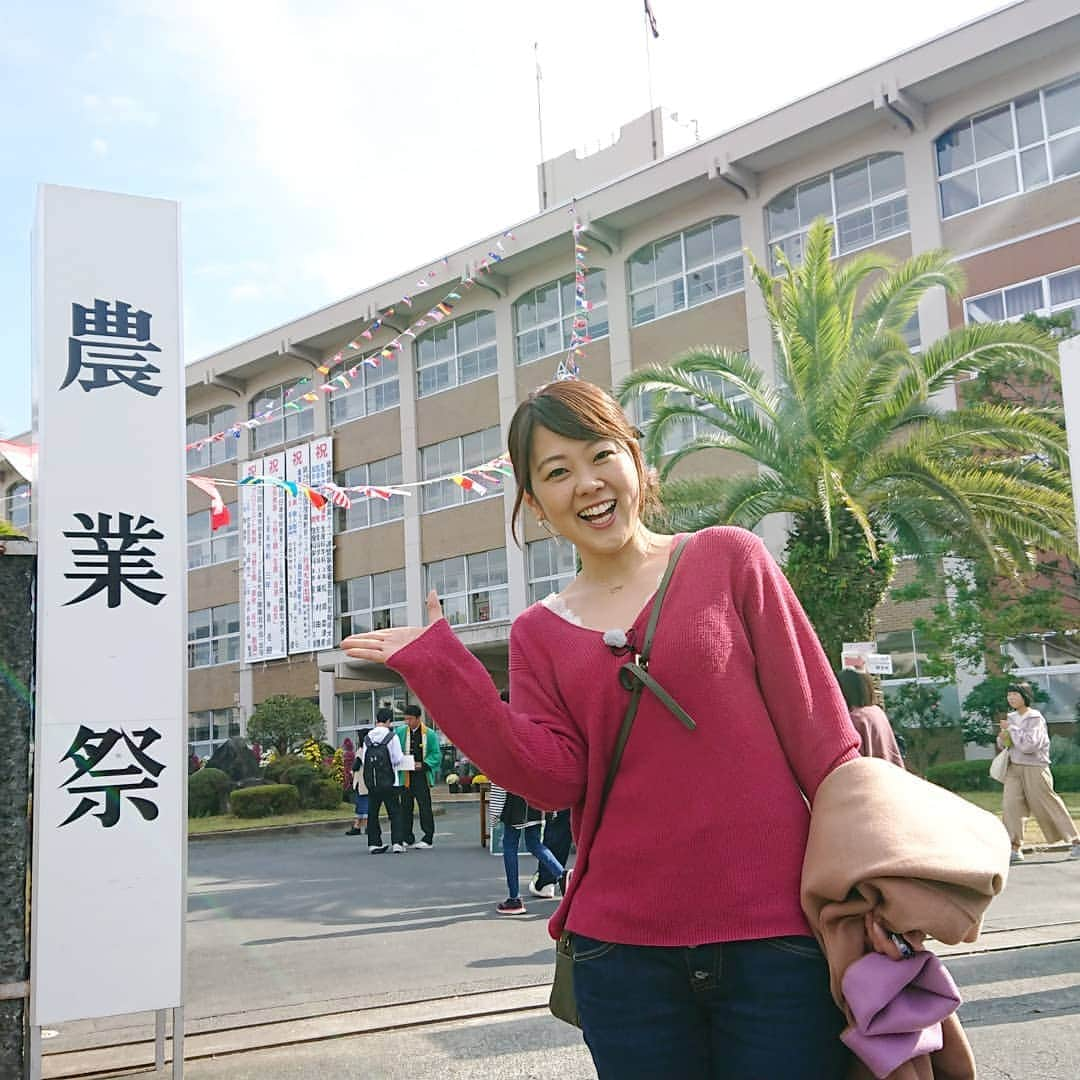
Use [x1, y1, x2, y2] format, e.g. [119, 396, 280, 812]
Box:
[989, 748, 1010, 784]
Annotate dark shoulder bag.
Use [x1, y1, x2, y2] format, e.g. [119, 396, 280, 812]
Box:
[549, 536, 694, 1027]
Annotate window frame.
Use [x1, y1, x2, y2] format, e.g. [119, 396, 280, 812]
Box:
[249, 378, 316, 453]
[628, 370, 751, 456]
[5, 481, 30, 530]
[414, 311, 498, 398]
[963, 263, 1080, 330]
[335, 568, 408, 640]
[335, 686, 410, 746]
[526, 537, 577, 604]
[186, 404, 238, 472]
[333, 455, 405, 533]
[766, 153, 909, 271]
[188, 706, 242, 760]
[425, 549, 509, 628]
[187, 603, 241, 669]
[936, 75, 1080, 220]
[329, 352, 401, 426]
[420, 427, 502, 513]
[187, 505, 240, 570]
[628, 217, 744, 328]
[514, 269, 609, 365]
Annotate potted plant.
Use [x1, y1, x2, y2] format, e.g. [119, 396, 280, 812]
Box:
[472, 773, 490, 792]
[446, 772, 461, 794]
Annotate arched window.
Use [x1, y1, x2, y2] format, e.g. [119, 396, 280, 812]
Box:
[766, 153, 907, 270]
[627, 217, 743, 327]
[935, 75, 1080, 218]
[6, 482, 30, 530]
[414, 311, 497, 397]
[514, 269, 609, 365]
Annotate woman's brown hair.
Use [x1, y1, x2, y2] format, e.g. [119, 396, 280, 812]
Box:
[506, 380, 658, 545]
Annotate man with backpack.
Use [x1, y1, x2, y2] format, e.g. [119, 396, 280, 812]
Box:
[362, 707, 406, 853]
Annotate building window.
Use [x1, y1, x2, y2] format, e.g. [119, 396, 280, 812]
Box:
[964, 265, 1080, 330]
[333, 455, 404, 532]
[336, 569, 407, 640]
[629, 217, 743, 326]
[420, 427, 502, 512]
[186, 405, 238, 471]
[188, 707, 241, 761]
[187, 506, 239, 569]
[415, 311, 497, 397]
[249, 378, 316, 453]
[527, 538, 577, 604]
[187, 604, 241, 668]
[336, 686, 409, 747]
[767, 153, 908, 270]
[329, 353, 400, 426]
[936, 75, 1080, 219]
[5, 482, 30, 530]
[628, 371, 751, 455]
[514, 270, 609, 365]
[425, 549, 509, 627]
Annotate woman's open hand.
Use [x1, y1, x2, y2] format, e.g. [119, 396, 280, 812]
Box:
[865, 913, 926, 961]
[341, 590, 444, 663]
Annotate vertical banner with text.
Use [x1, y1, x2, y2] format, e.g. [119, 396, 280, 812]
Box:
[241, 458, 265, 663]
[308, 436, 334, 651]
[262, 452, 288, 660]
[285, 443, 313, 653]
[31, 185, 185, 1025]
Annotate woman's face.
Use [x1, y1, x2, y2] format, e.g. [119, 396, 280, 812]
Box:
[524, 425, 641, 558]
[1006, 691, 1025, 710]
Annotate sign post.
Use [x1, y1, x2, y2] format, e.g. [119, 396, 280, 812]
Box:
[30, 185, 186, 1076]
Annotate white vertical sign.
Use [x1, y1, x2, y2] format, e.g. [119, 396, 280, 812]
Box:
[285, 443, 312, 653]
[262, 452, 288, 659]
[241, 457, 265, 663]
[31, 185, 185, 1024]
[308, 436, 334, 651]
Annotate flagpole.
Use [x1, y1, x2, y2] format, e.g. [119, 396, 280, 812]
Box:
[535, 42, 549, 209]
[643, 4, 658, 160]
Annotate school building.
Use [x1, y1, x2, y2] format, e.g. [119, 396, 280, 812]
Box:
[5, 0, 1080, 758]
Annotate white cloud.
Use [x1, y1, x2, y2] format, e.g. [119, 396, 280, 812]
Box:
[82, 92, 159, 128]
[91, 137, 108, 157]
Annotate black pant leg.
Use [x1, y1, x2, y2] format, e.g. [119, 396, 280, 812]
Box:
[400, 783, 417, 844]
[385, 788, 404, 846]
[537, 810, 572, 887]
[414, 772, 435, 843]
[366, 790, 385, 847]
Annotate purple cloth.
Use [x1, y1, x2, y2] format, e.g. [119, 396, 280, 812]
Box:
[839, 951, 962, 1079]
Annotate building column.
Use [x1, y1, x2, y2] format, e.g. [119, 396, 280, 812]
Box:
[398, 347, 425, 626]
[237, 665, 254, 736]
[319, 667, 337, 744]
[495, 302, 528, 618]
[599, 246, 632, 388]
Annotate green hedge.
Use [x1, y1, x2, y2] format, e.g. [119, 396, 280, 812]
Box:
[188, 767, 232, 817]
[229, 784, 300, 818]
[263, 754, 306, 783]
[311, 778, 345, 810]
[281, 762, 322, 807]
[927, 760, 1080, 793]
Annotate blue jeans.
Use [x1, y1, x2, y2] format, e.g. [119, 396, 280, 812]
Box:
[571, 934, 849, 1079]
[502, 824, 564, 898]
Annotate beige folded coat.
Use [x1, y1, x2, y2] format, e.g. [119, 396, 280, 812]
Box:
[801, 757, 1011, 1080]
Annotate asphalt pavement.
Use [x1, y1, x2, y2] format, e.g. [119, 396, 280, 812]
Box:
[42, 804, 1080, 1079]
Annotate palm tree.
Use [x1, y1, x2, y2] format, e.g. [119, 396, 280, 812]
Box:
[616, 218, 1073, 663]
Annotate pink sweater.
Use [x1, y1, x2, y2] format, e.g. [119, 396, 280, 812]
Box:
[388, 527, 860, 946]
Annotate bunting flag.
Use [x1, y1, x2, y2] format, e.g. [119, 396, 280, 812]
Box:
[0, 439, 37, 482]
[555, 211, 588, 380]
[450, 475, 486, 496]
[321, 482, 352, 509]
[300, 485, 328, 510]
[239, 474, 299, 498]
[186, 475, 231, 531]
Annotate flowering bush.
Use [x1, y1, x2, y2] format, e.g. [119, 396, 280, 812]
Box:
[445, 773, 460, 785]
[301, 737, 323, 772]
[341, 738, 355, 794]
[260, 746, 278, 768]
[331, 747, 345, 787]
[472, 773, 489, 784]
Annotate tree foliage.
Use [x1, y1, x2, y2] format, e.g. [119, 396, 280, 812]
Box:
[618, 218, 1073, 662]
[247, 694, 325, 757]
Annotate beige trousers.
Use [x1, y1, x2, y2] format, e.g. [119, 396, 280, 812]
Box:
[1002, 762, 1079, 848]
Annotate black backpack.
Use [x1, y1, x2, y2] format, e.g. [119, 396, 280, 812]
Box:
[363, 731, 397, 790]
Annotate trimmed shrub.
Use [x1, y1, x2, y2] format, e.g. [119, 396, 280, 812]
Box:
[281, 762, 322, 807]
[1054, 765, 1080, 791]
[928, 759, 1080, 793]
[229, 784, 300, 818]
[264, 753, 306, 784]
[312, 778, 345, 810]
[188, 767, 232, 817]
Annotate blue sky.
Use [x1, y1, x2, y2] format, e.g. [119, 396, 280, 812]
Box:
[0, 0, 1005, 437]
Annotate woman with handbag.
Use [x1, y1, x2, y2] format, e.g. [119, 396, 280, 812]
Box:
[341, 379, 912, 1079]
[997, 681, 1080, 864]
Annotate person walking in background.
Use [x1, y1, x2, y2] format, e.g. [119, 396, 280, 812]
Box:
[998, 681, 1080, 864]
[362, 708, 407, 854]
[345, 725, 371, 837]
[532, 809, 572, 899]
[837, 668, 904, 767]
[397, 704, 441, 849]
[489, 781, 567, 915]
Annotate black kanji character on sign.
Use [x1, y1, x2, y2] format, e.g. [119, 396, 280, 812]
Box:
[63, 511, 166, 608]
[61, 299, 162, 396]
[59, 725, 166, 828]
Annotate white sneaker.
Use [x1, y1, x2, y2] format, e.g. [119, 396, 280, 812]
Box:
[529, 880, 556, 900]
[1069, 843, 1080, 860]
[369, 845, 388, 854]
[1010, 849, 1024, 864]
[413, 840, 432, 849]
[391, 843, 407, 853]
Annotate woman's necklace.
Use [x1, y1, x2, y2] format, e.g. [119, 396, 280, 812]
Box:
[580, 536, 657, 595]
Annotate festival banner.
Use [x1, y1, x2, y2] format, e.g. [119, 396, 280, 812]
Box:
[262, 452, 288, 660]
[31, 185, 185, 1024]
[308, 436, 334, 652]
[241, 458, 266, 663]
[285, 443, 313, 653]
